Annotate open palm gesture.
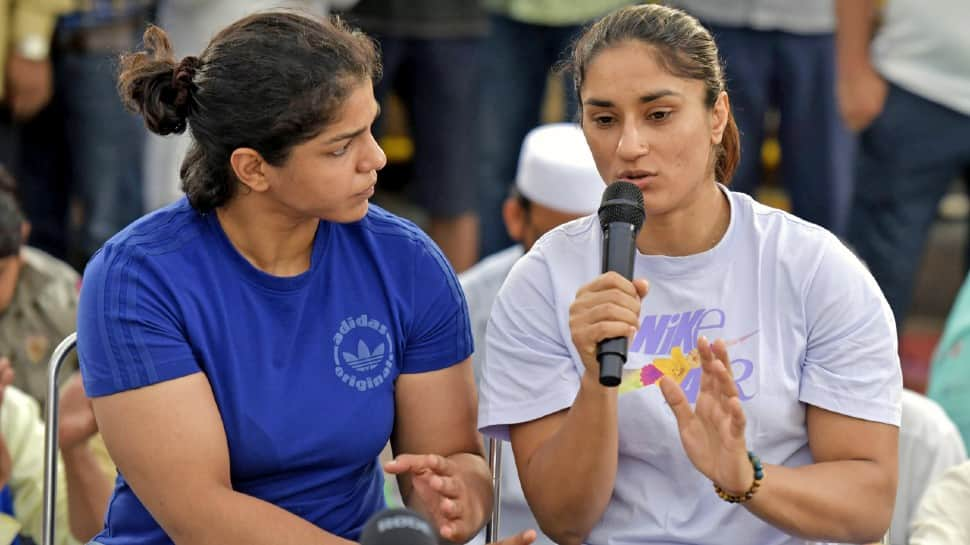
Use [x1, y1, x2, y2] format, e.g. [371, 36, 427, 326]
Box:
[658, 337, 754, 495]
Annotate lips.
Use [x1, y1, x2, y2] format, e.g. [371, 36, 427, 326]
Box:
[355, 184, 376, 198]
[616, 170, 657, 188]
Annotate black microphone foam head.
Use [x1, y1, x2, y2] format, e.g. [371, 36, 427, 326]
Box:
[359, 508, 437, 545]
[598, 181, 645, 232]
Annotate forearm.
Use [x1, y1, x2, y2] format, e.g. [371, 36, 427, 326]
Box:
[61, 445, 114, 542]
[519, 372, 618, 545]
[744, 460, 895, 543]
[834, 0, 879, 75]
[160, 486, 355, 545]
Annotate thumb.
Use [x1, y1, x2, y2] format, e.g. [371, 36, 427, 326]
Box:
[633, 278, 650, 299]
[659, 376, 692, 429]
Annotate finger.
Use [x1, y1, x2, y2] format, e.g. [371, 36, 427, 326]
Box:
[714, 359, 740, 399]
[429, 474, 462, 499]
[573, 301, 641, 329]
[582, 271, 640, 299]
[729, 397, 746, 438]
[699, 350, 719, 396]
[384, 453, 452, 476]
[579, 321, 640, 348]
[633, 278, 650, 298]
[573, 286, 643, 317]
[659, 376, 693, 430]
[711, 339, 732, 377]
[696, 336, 714, 365]
[439, 496, 463, 519]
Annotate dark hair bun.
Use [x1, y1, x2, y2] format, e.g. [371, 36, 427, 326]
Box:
[117, 26, 197, 135]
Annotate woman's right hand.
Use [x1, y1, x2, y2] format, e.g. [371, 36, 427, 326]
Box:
[569, 272, 649, 378]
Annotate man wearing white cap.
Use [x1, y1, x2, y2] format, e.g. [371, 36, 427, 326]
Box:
[459, 123, 603, 545]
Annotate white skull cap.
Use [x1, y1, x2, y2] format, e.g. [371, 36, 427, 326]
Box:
[514, 123, 604, 215]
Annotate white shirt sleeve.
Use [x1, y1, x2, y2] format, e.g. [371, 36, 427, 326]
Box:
[798, 234, 903, 426]
[478, 247, 581, 441]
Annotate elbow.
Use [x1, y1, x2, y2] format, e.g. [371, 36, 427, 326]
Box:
[852, 466, 897, 543]
[536, 513, 596, 545]
[543, 527, 590, 545]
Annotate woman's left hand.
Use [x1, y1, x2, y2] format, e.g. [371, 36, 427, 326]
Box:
[659, 337, 754, 496]
[384, 453, 486, 542]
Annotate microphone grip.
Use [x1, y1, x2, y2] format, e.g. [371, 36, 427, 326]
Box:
[597, 222, 637, 387]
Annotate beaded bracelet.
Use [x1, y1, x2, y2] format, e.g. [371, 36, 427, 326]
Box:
[713, 451, 764, 504]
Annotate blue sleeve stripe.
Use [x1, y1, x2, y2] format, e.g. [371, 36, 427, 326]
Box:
[99, 246, 164, 391]
[122, 249, 161, 385]
[422, 242, 473, 357]
[96, 246, 125, 390]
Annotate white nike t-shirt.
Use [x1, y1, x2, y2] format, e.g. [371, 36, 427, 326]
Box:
[478, 188, 902, 545]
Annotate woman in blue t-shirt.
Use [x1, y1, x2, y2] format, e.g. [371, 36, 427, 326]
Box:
[76, 11, 531, 545]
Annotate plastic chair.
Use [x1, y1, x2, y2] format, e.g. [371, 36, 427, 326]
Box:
[40, 332, 505, 545]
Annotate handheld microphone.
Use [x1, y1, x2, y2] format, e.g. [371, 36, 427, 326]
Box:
[360, 508, 437, 545]
[596, 181, 646, 387]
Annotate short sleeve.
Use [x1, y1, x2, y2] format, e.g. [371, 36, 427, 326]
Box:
[400, 238, 473, 374]
[478, 248, 580, 441]
[799, 235, 902, 425]
[78, 244, 201, 397]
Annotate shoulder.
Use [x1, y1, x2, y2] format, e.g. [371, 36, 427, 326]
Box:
[735, 190, 834, 250]
[901, 389, 964, 445]
[20, 247, 79, 309]
[85, 199, 207, 280]
[530, 214, 600, 262]
[357, 204, 458, 279]
[731, 190, 864, 284]
[459, 246, 522, 290]
[360, 204, 437, 249]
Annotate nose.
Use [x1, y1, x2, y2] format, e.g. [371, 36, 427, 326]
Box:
[360, 131, 387, 173]
[616, 119, 648, 162]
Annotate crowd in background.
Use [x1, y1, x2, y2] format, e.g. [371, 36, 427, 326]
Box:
[0, 0, 969, 544]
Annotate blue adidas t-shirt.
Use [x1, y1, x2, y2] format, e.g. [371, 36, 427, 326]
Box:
[77, 198, 472, 544]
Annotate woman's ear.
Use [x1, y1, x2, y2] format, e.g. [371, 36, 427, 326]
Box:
[229, 148, 270, 193]
[710, 91, 730, 145]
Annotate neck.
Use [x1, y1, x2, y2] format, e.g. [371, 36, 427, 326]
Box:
[216, 194, 318, 277]
[636, 181, 730, 257]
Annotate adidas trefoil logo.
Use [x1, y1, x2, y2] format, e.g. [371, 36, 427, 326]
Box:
[343, 340, 386, 372]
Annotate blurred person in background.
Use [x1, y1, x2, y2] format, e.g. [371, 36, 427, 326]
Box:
[477, 0, 633, 258]
[908, 460, 970, 544]
[143, 0, 359, 212]
[460, 122, 604, 545]
[0, 164, 78, 404]
[16, 0, 153, 270]
[879, 389, 967, 545]
[0, 0, 74, 170]
[0, 357, 113, 545]
[926, 270, 970, 457]
[344, 0, 486, 272]
[836, 0, 970, 328]
[667, 0, 853, 237]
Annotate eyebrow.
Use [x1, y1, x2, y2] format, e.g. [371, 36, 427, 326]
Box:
[324, 102, 382, 144]
[583, 90, 682, 108]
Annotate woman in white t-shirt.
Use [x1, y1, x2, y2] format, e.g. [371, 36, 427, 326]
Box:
[477, 5, 902, 545]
